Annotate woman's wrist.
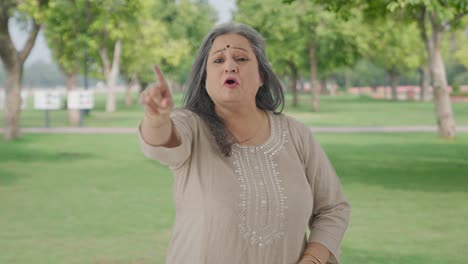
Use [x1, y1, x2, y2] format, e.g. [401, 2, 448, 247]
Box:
[301, 242, 329, 264]
[301, 252, 324, 264]
[143, 113, 171, 128]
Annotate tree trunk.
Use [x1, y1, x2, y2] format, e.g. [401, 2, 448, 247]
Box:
[140, 82, 148, 93]
[418, 8, 456, 138]
[430, 29, 456, 139]
[106, 78, 117, 112]
[3, 65, 22, 140]
[389, 71, 400, 101]
[309, 39, 320, 112]
[320, 78, 327, 95]
[344, 69, 351, 92]
[99, 39, 122, 113]
[288, 62, 298, 107]
[419, 64, 430, 101]
[125, 73, 138, 107]
[299, 79, 304, 93]
[65, 72, 80, 126]
[0, 13, 40, 140]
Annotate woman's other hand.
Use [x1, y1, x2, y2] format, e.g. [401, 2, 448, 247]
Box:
[139, 65, 174, 127]
[139, 65, 178, 147]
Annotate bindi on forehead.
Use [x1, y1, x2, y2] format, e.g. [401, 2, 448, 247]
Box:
[210, 45, 249, 57]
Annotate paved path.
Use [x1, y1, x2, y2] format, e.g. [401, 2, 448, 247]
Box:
[2, 126, 468, 134]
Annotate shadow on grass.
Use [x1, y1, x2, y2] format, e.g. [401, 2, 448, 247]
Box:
[0, 137, 95, 186]
[0, 152, 95, 187]
[0, 146, 95, 163]
[284, 94, 429, 113]
[341, 246, 458, 264]
[325, 140, 468, 193]
[0, 168, 23, 185]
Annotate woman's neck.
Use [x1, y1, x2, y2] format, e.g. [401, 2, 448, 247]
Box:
[215, 104, 260, 124]
[215, 104, 269, 145]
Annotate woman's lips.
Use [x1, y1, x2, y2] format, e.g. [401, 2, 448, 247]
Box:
[224, 77, 239, 88]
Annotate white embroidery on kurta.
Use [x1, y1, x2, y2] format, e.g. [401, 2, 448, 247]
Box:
[232, 114, 289, 248]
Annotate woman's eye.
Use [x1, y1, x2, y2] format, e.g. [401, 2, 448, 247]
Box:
[214, 58, 224, 63]
[236, 57, 248, 61]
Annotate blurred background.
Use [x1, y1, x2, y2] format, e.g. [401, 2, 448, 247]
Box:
[1, 0, 467, 263]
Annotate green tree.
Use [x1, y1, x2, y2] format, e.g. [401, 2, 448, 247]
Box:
[235, 0, 307, 107]
[120, 0, 190, 106]
[78, 0, 141, 113]
[348, 59, 387, 87]
[446, 25, 468, 87]
[119, 0, 216, 107]
[313, 8, 367, 95]
[44, 0, 89, 125]
[366, 19, 422, 100]
[389, 0, 468, 138]
[237, 0, 364, 111]
[161, 0, 218, 86]
[453, 31, 468, 69]
[287, 0, 468, 138]
[0, 0, 48, 140]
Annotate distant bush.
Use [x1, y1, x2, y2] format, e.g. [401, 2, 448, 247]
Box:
[450, 91, 468, 97]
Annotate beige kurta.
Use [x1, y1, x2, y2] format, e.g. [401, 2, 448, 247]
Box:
[139, 109, 350, 264]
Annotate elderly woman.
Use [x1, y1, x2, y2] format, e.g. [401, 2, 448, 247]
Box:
[139, 23, 350, 264]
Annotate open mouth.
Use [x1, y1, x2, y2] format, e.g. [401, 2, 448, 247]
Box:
[224, 77, 239, 88]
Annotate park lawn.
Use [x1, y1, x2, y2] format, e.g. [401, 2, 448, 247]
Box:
[284, 94, 468, 127]
[1, 133, 467, 263]
[5, 92, 468, 128]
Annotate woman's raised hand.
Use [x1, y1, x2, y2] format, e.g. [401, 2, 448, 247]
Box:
[139, 65, 174, 126]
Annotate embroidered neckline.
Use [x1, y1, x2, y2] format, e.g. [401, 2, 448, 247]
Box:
[232, 111, 275, 150]
[231, 113, 289, 248]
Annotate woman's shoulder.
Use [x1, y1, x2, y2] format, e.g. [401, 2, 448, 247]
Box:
[169, 108, 205, 134]
[272, 112, 310, 134]
[172, 108, 196, 117]
[171, 108, 201, 122]
[273, 111, 319, 147]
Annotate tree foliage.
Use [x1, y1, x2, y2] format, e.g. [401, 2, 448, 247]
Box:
[120, 0, 189, 86]
[367, 19, 422, 77]
[44, 0, 86, 76]
[158, 0, 218, 84]
[236, 0, 365, 79]
[0, 0, 49, 140]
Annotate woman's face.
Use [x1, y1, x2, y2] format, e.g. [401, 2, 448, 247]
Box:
[205, 34, 263, 109]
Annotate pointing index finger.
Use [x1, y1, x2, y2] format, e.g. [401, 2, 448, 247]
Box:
[153, 64, 167, 85]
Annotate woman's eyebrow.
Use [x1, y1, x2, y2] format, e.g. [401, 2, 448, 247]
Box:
[210, 47, 249, 57]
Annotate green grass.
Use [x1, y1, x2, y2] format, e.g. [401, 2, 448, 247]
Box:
[0, 134, 173, 263]
[324, 133, 468, 264]
[1, 133, 467, 263]
[284, 94, 468, 126]
[4, 92, 468, 128]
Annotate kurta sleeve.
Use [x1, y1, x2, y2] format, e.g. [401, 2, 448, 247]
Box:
[294, 120, 350, 264]
[138, 109, 197, 169]
[307, 141, 350, 264]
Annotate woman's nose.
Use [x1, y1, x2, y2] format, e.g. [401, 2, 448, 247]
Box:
[224, 59, 238, 73]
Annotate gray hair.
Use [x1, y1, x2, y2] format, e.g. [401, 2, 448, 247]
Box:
[184, 22, 284, 156]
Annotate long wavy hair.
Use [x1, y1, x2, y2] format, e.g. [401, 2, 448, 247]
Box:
[184, 23, 284, 156]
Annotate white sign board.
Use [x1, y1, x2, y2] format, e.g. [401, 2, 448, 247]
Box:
[34, 90, 62, 110]
[67, 90, 94, 110]
[21, 91, 28, 109]
[0, 90, 28, 110]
